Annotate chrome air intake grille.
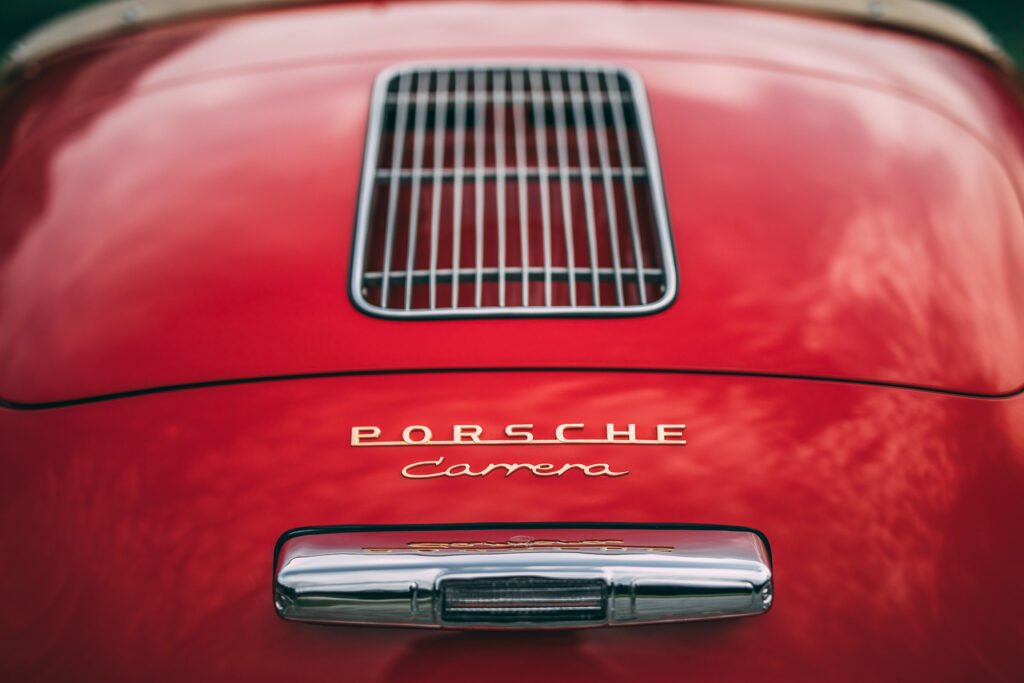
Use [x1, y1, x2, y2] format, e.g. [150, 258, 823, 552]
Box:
[350, 64, 676, 318]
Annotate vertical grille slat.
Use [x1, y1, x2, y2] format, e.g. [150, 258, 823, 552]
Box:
[352, 64, 676, 318]
[427, 72, 449, 311]
[586, 70, 626, 306]
[472, 69, 487, 309]
[493, 71, 508, 307]
[528, 70, 555, 307]
[567, 71, 603, 307]
[511, 70, 531, 307]
[550, 71, 578, 308]
[379, 72, 413, 309]
[450, 71, 469, 309]
[403, 73, 431, 311]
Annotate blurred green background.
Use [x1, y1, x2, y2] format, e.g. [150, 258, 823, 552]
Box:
[2, 0, 1022, 66]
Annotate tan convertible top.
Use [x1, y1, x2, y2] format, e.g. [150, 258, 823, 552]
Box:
[0, 0, 1013, 82]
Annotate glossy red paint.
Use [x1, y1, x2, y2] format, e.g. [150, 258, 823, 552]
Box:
[2, 2, 1024, 681]
[2, 2, 1024, 404]
[2, 371, 1024, 680]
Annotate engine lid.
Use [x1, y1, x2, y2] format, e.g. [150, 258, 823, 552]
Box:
[2, 2, 1023, 404]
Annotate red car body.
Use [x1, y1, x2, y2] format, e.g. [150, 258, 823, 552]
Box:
[2, 0, 1023, 680]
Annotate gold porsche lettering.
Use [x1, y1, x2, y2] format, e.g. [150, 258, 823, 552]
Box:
[504, 424, 534, 441]
[352, 422, 686, 479]
[555, 423, 585, 442]
[350, 426, 381, 443]
[452, 425, 484, 443]
[606, 423, 635, 441]
[401, 425, 433, 443]
[352, 423, 687, 447]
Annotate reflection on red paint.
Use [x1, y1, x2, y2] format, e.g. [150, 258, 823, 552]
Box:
[2, 4, 1024, 404]
[1, 1, 1023, 681]
[2, 371, 1024, 679]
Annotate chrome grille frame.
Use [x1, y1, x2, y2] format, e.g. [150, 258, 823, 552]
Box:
[349, 62, 677, 318]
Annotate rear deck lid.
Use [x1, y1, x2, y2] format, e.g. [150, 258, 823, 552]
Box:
[1, 3, 1023, 404]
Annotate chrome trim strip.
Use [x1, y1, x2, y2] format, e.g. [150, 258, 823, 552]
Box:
[373, 167, 649, 181]
[274, 526, 772, 629]
[630, 61, 678, 309]
[385, 92, 635, 107]
[361, 265, 664, 286]
[353, 437, 681, 446]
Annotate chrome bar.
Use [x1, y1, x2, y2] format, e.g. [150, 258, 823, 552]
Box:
[403, 71, 431, 311]
[511, 70, 530, 306]
[567, 72, 602, 306]
[586, 71, 625, 306]
[427, 71, 449, 310]
[364, 265, 666, 286]
[450, 70, 468, 308]
[275, 526, 772, 629]
[373, 167, 648, 181]
[473, 69, 486, 308]
[493, 70, 507, 306]
[550, 70, 578, 307]
[529, 69, 554, 306]
[379, 72, 412, 309]
[604, 68, 648, 304]
[385, 92, 634, 106]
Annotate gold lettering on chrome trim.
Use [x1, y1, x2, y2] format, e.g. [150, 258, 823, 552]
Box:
[400, 457, 629, 479]
[352, 423, 687, 446]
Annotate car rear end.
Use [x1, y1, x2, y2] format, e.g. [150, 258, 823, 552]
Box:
[2, 1, 1023, 680]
